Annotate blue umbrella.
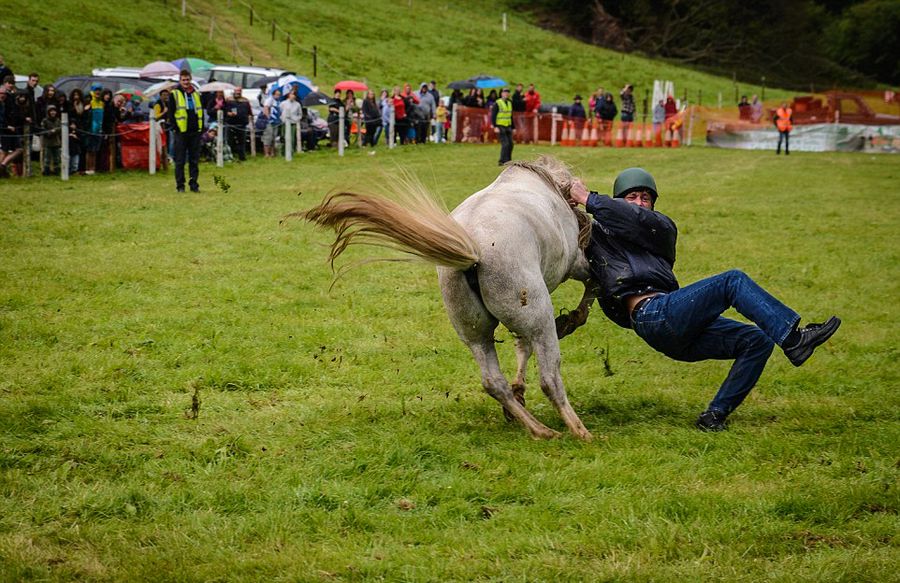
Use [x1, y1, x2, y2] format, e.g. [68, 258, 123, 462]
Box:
[266, 74, 315, 100]
[469, 74, 507, 89]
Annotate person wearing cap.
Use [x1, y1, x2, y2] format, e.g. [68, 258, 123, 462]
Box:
[167, 69, 203, 192]
[82, 83, 106, 175]
[491, 87, 515, 165]
[568, 169, 840, 431]
[570, 94, 587, 133]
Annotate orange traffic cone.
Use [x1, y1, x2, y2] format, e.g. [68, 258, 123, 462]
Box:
[625, 124, 635, 147]
[615, 124, 625, 147]
[671, 127, 681, 147]
[580, 123, 590, 146]
[655, 126, 664, 147]
[589, 122, 599, 147]
[559, 120, 569, 146]
[664, 127, 672, 147]
[643, 123, 653, 148]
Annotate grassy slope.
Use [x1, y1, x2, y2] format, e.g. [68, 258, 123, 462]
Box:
[9, 0, 790, 104]
[0, 145, 897, 580]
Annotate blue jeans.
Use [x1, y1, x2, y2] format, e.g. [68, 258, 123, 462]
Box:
[632, 270, 800, 415]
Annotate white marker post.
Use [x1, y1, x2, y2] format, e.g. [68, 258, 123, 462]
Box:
[149, 116, 157, 175]
[389, 107, 396, 149]
[450, 103, 458, 143]
[61, 113, 69, 181]
[338, 107, 345, 157]
[551, 107, 558, 146]
[284, 119, 293, 161]
[216, 110, 224, 167]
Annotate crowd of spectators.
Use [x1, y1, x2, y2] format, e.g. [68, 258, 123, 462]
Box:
[0, 52, 709, 178]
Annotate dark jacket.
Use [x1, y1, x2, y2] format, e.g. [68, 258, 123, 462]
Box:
[224, 98, 251, 127]
[511, 90, 526, 112]
[597, 98, 618, 121]
[585, 193, 679, 328]
[361, 98, 381, 125]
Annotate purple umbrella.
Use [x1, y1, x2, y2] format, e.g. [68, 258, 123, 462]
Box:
[140, 61, 180, 79]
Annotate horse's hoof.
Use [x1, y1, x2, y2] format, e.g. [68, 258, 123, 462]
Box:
[576, 430, 594, 442]
[530, 427, 561, 440]
[502, 407, 515, 423]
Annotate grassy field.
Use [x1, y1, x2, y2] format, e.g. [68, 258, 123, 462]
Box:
[1, 144, 898, 581]
[9, 0, 791, 105]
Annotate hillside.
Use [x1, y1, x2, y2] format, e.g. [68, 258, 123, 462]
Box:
[8, 0, 791, 105]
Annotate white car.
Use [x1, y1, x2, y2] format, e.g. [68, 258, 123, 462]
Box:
[207, 64, 295, 116]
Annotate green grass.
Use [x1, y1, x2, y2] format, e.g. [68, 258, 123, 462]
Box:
[1, 145, 898, 581]
[9, 0, 791, 105]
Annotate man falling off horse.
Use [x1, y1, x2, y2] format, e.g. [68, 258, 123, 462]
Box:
[568, 168, 840, 431]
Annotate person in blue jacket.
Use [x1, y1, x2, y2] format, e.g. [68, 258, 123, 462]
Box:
[568, 168, 841, 431]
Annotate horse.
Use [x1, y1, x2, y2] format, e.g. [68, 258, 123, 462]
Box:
[294, 156, 598, 440]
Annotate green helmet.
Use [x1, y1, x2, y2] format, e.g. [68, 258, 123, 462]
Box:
[613, 168, 658, 202]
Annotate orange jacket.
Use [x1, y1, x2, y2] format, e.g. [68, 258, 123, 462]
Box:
[775, 107, 793, 132]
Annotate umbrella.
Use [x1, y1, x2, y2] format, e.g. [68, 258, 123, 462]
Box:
[172, 57, 215, 74]
[269, 74, 315, 99]
[199, 81, 236, 93]
[334, 80, 368, 92]
[302, 91, 331, 106]
[447, 79, 476, 90]
[144, 80, 177, 98]
[140, 60, 181, 79]
[468, 74, 507, 89]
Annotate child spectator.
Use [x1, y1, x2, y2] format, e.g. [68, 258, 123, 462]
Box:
[435, 99, 448, 143]
[40, 105, 61, 175]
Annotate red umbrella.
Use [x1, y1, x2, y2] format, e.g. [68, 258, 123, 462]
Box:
[334, 80, 368, 92]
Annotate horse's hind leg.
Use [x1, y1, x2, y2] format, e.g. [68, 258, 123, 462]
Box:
[439, 267, 558, 439]
[532, 328, 592, 441]
[469, 340, 559, 440]
[504, 336, 532, 422]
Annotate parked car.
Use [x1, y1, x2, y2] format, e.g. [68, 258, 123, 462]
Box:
[54, 75, 157, 99]
[207, 64, 295, 115]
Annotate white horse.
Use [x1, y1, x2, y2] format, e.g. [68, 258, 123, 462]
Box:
[296, 156, 596, 440]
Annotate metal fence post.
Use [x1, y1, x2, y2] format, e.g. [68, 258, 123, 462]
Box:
[389, 106, 395, 149]
[216, 110, 224, 167]
[61, 113, 69, 181]
[149, 116, 157, 175]
[284, 119, 292, 161]
[450, 104, 457, 143]
[338, 107, 345, 157]
[249, 121, 256, 157]
[296, 121, 302, 153]
[550, 107, 557, 146]
[23, 125, 32, 177]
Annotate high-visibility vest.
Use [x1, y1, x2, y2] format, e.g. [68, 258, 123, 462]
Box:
[495, 99, 512, 127]
[775, 107, 793, 132]
[173, 89, 203, 133]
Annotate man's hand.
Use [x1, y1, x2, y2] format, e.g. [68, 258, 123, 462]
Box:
[569, 179, 589, 206]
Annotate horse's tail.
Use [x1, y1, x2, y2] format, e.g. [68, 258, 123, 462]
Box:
[290, 174, 480, 272]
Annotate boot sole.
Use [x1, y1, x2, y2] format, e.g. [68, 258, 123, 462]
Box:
[787, 316, 841, 367]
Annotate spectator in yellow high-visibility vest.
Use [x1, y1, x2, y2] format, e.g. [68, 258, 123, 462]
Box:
[166, 69, 203, 192]
[491, 87, 515, 166]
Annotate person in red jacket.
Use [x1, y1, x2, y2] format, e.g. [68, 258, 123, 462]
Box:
[524, 83, 541, 113]
[391, 86, 409, 145]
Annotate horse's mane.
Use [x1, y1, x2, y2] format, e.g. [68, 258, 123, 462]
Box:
[506, 156, 593, 250]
